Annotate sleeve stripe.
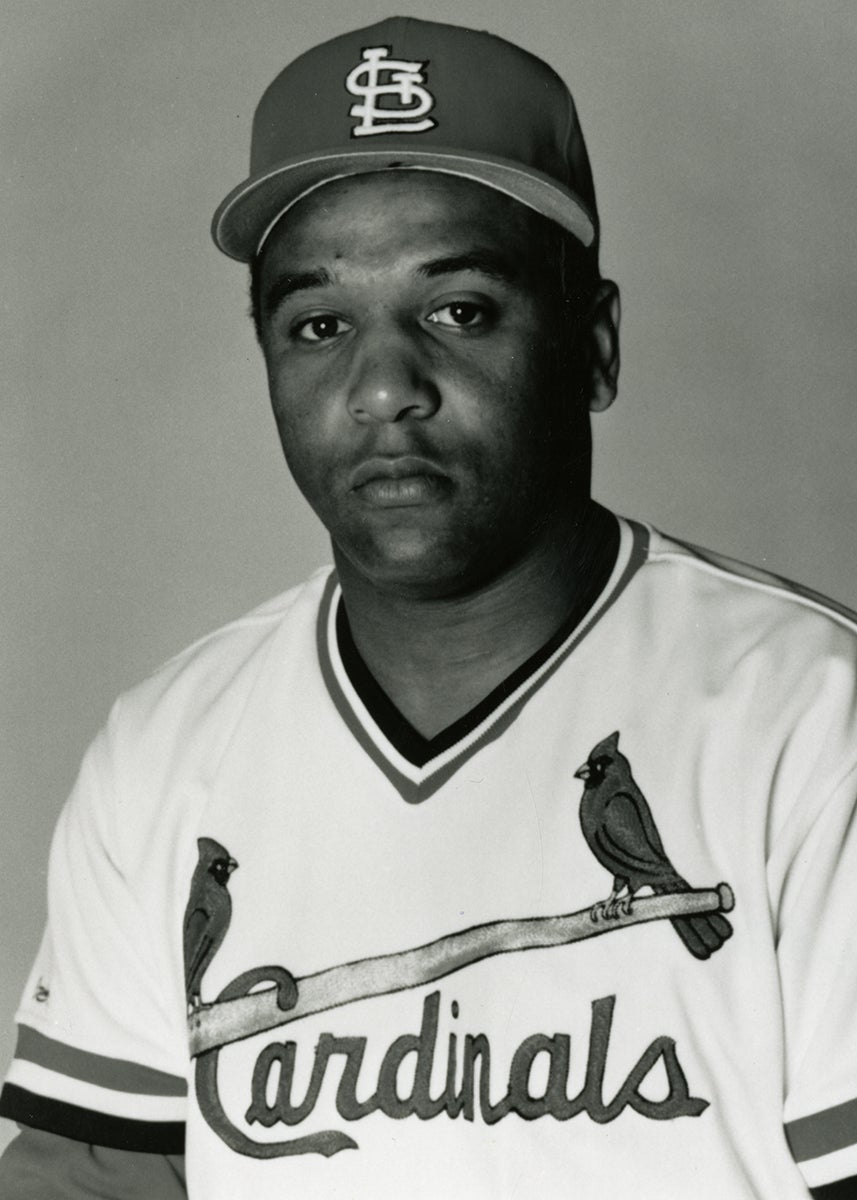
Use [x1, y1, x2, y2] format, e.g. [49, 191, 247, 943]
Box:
[0, 1083, 185, 1154]
[5, 1059, 186, 1122]
[798, 1143, 857, 1190]
[786, 1096, 857, 1162]
[811, 1176, 857, 1199]
[14, 1025, 187, 1096]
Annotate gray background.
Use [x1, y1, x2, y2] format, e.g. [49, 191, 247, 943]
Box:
[3, 0, 856, 1152]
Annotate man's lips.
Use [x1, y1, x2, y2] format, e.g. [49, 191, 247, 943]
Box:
[349, 456, 451, 507]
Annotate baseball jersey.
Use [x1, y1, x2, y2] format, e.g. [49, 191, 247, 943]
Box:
[3, 516, 857, 1198]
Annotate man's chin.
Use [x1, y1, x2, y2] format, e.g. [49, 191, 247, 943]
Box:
[331, 532, 495, 602]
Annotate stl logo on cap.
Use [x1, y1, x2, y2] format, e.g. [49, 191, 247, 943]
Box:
[345, 46, 437, 137]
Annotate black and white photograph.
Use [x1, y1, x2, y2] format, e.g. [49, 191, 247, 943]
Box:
[2, 4, 856, 1197]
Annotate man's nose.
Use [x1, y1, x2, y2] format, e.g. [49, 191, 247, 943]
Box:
[345, 328, 440, 424]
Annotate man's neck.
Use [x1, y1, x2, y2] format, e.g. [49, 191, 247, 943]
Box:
[334, 503, 619, 740]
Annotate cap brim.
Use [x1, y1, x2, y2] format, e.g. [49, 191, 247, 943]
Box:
[212, 146, 596, 262]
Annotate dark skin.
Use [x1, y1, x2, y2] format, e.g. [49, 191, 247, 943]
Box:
[256, 171, 621, 736]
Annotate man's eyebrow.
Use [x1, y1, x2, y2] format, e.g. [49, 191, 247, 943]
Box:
[417, 251, 520, 284]
[261, 251, 519, 317]
[262, 267, 334, 316]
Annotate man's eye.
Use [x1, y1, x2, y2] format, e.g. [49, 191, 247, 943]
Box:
[293, 314, 350, 342]
[427, 301, 488, 330]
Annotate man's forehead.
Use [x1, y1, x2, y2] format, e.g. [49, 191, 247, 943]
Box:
[258, 170, 545, 274]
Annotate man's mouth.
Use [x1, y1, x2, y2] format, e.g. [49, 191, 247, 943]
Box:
[349, 457, 450, 507]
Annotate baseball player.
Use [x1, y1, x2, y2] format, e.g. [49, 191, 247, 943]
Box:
[2, 17, 856, 1200]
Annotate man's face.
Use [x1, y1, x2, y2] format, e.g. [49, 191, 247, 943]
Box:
[257, 171, 595, 599]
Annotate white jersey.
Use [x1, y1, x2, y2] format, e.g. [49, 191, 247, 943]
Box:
[3, 517, 857, 1198]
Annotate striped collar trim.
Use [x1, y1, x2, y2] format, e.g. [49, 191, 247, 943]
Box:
[316, 517, 648, 803]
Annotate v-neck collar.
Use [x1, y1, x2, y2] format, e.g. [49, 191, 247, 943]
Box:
[316, 517, 648, 803]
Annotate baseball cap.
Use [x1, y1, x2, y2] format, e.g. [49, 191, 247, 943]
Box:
[211, 16, 598, 262]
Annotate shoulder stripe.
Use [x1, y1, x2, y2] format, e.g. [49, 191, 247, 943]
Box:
[661, 534, 857, 630]
[13, 1026, 187, 1096]
[0, 1083, 185, 1153]
[786, 1095, 857, 1162]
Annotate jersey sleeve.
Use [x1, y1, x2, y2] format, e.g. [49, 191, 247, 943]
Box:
[777, 763, 857, 1193]
[0, 716, 188, 1153]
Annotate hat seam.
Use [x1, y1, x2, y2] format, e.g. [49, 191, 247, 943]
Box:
[252, 163, 593, 258]
[213, 150, 595, 261]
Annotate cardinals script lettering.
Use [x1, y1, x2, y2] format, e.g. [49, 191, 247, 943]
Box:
[196, 991, 708, 1158]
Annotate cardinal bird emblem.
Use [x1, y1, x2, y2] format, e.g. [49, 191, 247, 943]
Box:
[575, 732, 733, 960]
[184, 837, 239, 1008]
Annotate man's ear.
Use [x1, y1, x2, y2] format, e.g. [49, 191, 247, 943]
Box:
[586, 280, 621, 413]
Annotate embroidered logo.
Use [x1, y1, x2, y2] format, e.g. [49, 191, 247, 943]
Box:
[345, 46, 436, 137]
[184, 769, 736, 1162]
[576, 732, 733, 959]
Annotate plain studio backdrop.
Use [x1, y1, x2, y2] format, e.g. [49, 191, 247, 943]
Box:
[2, 0, 856, 1154]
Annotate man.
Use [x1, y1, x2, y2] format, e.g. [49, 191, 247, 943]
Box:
[1, 16, 855, 1199]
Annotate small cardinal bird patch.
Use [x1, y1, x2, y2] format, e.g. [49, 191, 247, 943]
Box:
[575, 732, 733, 960]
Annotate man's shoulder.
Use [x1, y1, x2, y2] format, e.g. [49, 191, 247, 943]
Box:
[641, 522, 857, 644]
[161, 567, 331, 668]
[612, 519, 857, 714]
[105, 566, 333, 754]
